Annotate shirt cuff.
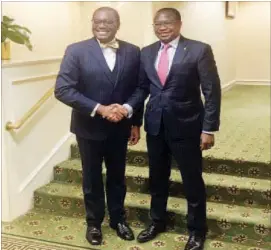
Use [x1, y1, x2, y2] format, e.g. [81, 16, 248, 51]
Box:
[90, 103, 100, 117]
[123, 104, 133, 118]
[202, 131, 215, 135]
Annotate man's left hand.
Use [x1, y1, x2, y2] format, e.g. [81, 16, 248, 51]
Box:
[200, 133, 215, 150]
[129, 126, 140, 145]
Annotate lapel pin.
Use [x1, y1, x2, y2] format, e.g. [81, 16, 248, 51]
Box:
[184, 47, 187, 51]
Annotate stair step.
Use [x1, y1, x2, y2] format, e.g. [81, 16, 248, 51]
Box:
[34, 182, 271, 244]
[3, 208, 268, 250]
[69, 86, 271, 181]
[70, 144, 271, 180]
[54, 159, 271, 207]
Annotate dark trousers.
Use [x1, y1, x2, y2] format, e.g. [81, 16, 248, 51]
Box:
[147, 123, 207, 236]
[76, 133, 128, 228]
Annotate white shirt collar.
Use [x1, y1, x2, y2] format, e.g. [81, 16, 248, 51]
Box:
[160, 35, 180, 50]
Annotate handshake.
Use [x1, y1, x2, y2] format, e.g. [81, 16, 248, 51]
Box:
[97, 103, 129, 123]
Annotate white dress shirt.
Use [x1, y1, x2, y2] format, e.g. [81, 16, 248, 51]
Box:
[102, 46, 116, 71]
[90, 39, 117, 117]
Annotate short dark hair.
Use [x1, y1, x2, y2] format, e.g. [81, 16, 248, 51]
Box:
[93, 7, 120, 23]
[156, 8, 181, 21]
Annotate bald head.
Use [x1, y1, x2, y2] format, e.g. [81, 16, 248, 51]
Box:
[92, 7, 120, 43]
[93, 7, 120, 24]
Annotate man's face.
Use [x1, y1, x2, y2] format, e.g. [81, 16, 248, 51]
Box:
[153, 11, 181, 44]
[92, 9, 119, 43]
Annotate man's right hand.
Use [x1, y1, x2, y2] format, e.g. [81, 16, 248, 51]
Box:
[97, 104, 128, 122]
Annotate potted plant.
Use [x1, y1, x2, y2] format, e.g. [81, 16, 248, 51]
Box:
[1, 15, 33, 60]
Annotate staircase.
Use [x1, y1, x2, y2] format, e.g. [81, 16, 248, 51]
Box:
[2, 85, 271, 250]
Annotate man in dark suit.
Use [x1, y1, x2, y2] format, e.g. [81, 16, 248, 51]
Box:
[125, 8, 221, 250]
[55, 7, 142, 246]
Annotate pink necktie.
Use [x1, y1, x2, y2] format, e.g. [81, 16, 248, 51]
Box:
[157, 44, 170, 86]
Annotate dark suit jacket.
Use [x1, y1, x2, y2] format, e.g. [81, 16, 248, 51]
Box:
[127, 35, 221, 138]
[55, 38, 142, 140]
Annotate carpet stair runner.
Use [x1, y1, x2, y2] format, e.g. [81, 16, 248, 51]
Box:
[2, 85, 271, 250]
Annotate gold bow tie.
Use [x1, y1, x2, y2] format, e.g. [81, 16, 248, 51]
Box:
[100, 40, 119, 49]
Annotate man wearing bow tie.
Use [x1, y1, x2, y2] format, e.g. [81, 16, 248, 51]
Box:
[55, 7, 142, 246]
[125, 8, 221, 250]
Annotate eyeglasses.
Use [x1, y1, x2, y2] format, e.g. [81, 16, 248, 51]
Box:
[92, 19, 117, 26]
[153, 21, 177, 28]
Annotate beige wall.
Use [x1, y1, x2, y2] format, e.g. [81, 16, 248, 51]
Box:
[2, 2, 81, 60]
[236, 2, 270, 82]
[179, 2, 237, 86]
[2, 1, 270, 82]
[152, 1, 181, 14]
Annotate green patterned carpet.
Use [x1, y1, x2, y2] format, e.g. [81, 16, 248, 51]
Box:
[2, 234, 82, 250]
[124, 85, 271, 166]
[2, 85, 271, 250]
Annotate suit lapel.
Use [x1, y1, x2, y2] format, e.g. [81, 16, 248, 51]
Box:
[149, 41, 163, 89]
[88, 38, 115, 85]
[115, 40, 126, 87]
[165, 36, 189, 85]
[147, 37, 189, 88]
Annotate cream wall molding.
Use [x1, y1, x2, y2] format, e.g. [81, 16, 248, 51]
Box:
[222, 80, 236, 93]
[12, 73, 57, 85]
[18, 132, 73, 193]
[2, 57, 62, 69]
[235, 79, 270, 85]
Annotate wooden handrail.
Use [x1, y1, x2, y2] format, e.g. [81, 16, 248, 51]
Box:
[5, 86, 55, 131]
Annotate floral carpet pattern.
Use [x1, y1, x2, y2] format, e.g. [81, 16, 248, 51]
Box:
[2, 234, 83, 250]
[2, 85, 271, 250]
[2, 213, 269, 250]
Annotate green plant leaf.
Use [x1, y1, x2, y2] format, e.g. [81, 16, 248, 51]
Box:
[1, 15, 33, 51]
[1, 33, 7, 43]
[3, 16, 14, 24]
[7, 30, 25, 44]
[25, 41, 33, 51]
[1, 22, 8, 29]
[1, 24, 8, 42]
[9, 24, 31, 34]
